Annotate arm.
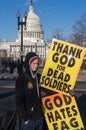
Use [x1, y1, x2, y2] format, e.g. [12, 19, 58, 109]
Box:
[15, 76, 29, 122]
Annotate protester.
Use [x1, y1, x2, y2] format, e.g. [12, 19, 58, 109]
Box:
[9, 60, 16, 74]
[16, 59, 22, 75]
[15, 52, 46, 130]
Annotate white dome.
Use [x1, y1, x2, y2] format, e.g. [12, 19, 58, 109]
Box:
[17, 3, 44, 43]
[26, 5, 42, 32]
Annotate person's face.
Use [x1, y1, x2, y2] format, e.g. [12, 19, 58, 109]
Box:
[30, 58, 39, 72]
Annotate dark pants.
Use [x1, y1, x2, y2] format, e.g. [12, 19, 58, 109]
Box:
[22, 119, 43, 130]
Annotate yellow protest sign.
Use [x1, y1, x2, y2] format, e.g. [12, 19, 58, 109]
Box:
[42, 93, 85, 130]
[40, 39, 86, 94]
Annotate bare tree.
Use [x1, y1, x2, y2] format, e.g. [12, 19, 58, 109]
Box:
[69, 13, 86, 46]
[52, 28, 66, 41]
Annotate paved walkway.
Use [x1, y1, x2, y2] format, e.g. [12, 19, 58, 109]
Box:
[0, 70, 86, 128]
[77, 70, 86, 81]
[0, 70, 86, 81]
[0, 72, 18, 80]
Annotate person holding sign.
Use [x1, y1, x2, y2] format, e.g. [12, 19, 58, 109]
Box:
[15, 52, 45, 130]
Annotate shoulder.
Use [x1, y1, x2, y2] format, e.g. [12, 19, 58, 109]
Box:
[15, 74, 28, 90]
[16, 74, 24, 80]
[37, 73, 41, 82]
[16, 74, 26, 85]
[37, 73, 41, 78]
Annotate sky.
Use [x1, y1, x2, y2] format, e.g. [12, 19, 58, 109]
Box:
[0, 0, 86, 42]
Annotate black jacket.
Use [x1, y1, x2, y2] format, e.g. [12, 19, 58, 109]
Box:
[15, 52, 43, 122]
[15, 74, 43, 121]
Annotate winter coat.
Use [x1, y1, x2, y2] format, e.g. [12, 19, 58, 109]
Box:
[15, 52, 44, 122]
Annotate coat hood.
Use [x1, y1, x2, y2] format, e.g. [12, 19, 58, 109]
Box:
[24, 52, 40, 77]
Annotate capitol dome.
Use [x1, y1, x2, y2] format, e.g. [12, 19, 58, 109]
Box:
[17, 1, 44, 43]
[26, 5, 41, 31]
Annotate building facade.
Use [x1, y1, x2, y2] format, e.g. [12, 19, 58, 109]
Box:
[0, 0, 86, 69]
[0, 0, 49, 66]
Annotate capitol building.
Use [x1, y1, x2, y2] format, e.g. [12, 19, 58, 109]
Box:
[0, 0, 49, 66]
[0, 0, 86, 69]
